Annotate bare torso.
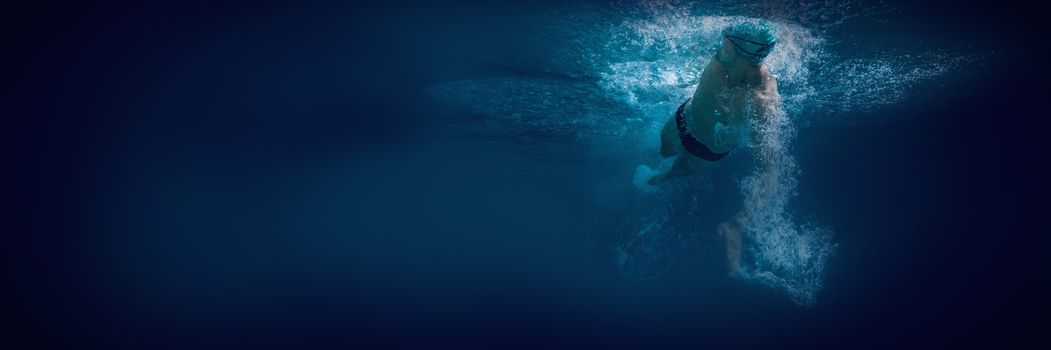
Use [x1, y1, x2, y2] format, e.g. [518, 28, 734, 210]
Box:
[659, 57, 777, 172]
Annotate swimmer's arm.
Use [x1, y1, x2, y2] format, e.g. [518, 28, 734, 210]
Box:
[750, 78, 783, 169]
[690, 59, 721, 102]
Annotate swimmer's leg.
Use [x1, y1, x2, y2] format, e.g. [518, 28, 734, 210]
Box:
[718, 213, 744, 275]
[633, 117, 710, 192]
[659, 116, 678, 158]
[647, 153, 694, 185]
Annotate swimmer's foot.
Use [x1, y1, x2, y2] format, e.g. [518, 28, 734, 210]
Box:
[632, 165, 661, 193]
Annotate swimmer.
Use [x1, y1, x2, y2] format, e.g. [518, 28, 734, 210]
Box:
[633, 21, 782, 275]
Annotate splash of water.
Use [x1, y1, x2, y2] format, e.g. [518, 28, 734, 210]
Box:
[595, 10, 976, 126]
[734, 102, 835, 306]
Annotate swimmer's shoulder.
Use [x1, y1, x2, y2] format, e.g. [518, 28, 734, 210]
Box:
[757, 68, 777, 88]
[753, 68, 780, 102]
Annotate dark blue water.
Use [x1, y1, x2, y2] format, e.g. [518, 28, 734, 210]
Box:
[9, 1, 1048, 348]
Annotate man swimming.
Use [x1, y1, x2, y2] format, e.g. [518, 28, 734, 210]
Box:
[633, 21, 782, 274]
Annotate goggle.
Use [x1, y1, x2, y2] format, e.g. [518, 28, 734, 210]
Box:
[725, 34, 775, 58]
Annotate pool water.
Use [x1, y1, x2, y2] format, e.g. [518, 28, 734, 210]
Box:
[12, 0, 1046, 347]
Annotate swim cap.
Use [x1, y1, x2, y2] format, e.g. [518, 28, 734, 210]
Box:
[722, 21, 777, 65]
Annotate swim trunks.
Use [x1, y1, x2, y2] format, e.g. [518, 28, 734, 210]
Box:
[676, 99, 730, 162]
